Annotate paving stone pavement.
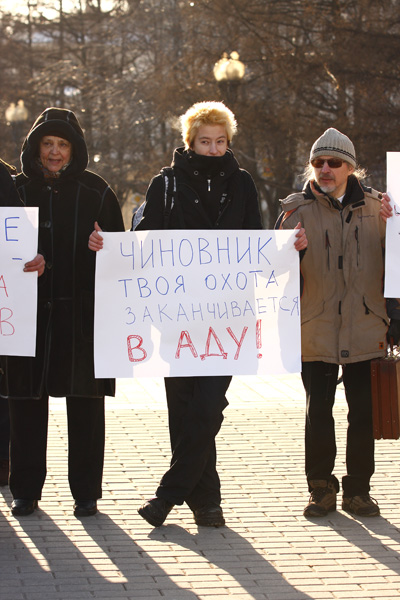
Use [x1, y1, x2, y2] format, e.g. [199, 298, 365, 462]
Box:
[1, 373, 400, 600]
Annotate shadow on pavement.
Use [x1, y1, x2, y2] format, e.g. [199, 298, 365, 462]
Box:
[1, 499, 200, 600]
[148, 522, 314, 599]
[306, 509, 400, 575]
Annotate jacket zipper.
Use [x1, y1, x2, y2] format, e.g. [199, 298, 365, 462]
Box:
[215, 197, 232, 227]
[325, 230, 331, 270]
[207, 179, 211, 192]
[355, 225, 359, 266]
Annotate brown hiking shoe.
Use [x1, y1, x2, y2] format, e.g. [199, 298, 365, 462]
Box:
[342, 494, 380, 517]
[304, 480, 337, 517]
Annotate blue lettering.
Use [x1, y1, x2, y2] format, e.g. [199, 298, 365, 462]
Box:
[175, 275, 185, 294]
[231, 301, 241, 317]
[250, 270, 263, 287]
[5, 216, 19, 242]
[137, 277, 151, 298]
[243, 300, 255, 316]
[236, 272, 247, 290]
[155, 276, 169, 295]
[118, 278, 133, 298]
[258, 236, 272, 264]
[141, 239, 154, 268]
[159, 238, 175, 267]
[198, 237, 212, 264]
[221, 273, 232, 291]
[236, 237, 251, 264]
[217, 302, 228, 319]
[177, 303, 189, 321]
[142, 306, 154, 322]
[158, 304, 172, 321]
[217, 237, 230, 264]
[178, 239, 194, 266]
[265, 270, 278, 288]
[192, 304, 204, 321]
[205, 274, 217, 290]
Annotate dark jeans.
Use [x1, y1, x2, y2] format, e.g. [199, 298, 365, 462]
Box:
[302, 360, 374, 497]
[8, 395, 105, 500]
[156, 375, 231, 510]
[0, 397, 10, 459]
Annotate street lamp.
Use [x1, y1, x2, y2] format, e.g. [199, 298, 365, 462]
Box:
[213, 51, 245, 104]
[5, 100, 29, 160]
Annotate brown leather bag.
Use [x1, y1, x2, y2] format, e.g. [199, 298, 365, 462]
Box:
[371, 350, 400, 439]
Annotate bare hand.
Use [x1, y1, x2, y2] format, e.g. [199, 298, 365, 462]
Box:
[294, 222, 307, 251]
[24, 253, 45, 277]
[88, 221, 103, 251]
[380, 193, 393, 222]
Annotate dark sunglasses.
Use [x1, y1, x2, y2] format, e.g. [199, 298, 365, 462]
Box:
[311, 157, 344, 169]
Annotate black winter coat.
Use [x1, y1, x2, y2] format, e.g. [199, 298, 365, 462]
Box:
[135, 147, 262, 231]
[0, 108, 124, 399]
[0, 160, 20, 206]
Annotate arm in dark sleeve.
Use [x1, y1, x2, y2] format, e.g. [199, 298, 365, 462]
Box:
[386, 298, 400, 320]
[0, 162, 21, 207]
[97, 186, 125, 232]
[386, 299, 400, 345]
[242, 171, 263, 230]
[133, 175, 165, 231]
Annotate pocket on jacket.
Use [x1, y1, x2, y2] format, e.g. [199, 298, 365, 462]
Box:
[363, 294, 389, 326]
[80, 290, 95, 341]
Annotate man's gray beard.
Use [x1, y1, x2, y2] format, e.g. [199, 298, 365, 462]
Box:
[319, 183, 335, 194]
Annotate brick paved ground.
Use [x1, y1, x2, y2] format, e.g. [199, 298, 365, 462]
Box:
[1, 374, 400, 600]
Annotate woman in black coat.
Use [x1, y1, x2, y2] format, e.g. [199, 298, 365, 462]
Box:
[2, 108, 124, 517]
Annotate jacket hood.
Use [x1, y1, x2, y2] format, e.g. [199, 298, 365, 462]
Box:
[20, 107, 88, 179]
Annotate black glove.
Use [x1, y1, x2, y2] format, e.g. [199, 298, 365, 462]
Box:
[387, 319, 400, 346]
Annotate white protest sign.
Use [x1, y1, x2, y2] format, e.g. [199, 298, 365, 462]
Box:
[94, 229, 301, 378]
[0, 207, 38, 356]
[385, 152, 400, 297]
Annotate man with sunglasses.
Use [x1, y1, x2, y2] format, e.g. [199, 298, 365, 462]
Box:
[277, 128, 400, 518]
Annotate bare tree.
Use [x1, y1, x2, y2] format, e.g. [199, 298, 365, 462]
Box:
[1, 0, 400, 225]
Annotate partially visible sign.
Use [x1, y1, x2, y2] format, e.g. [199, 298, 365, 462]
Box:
[385, 152, 400, 297]
[94, 229, 301, 378]
[0, 207, 38, 356]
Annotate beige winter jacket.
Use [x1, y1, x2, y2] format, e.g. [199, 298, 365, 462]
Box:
[279, 176, 388, 364]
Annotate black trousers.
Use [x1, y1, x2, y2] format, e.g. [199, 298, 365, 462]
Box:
[0, 397, 10, 459]
[156, 375, 231, 510]
[8, 395, 105, 500]
[302, 360, 374, 497]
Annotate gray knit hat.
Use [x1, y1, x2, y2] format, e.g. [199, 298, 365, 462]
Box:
[310, 127, 356, 168]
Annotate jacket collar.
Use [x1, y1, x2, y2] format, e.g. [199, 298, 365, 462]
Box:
[304, 174, 366, 210]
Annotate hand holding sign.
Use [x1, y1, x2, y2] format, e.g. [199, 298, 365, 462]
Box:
[88, 222, 104, 251]
[24, 253, 45, 276]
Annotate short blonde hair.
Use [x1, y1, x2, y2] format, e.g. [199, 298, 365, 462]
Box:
[180, 101, 237, 150]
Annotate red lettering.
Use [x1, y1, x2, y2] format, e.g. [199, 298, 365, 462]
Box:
[0, 276, 8, 298]
[0, 307, 15, 336]
[127, 335, 147, 362]
[256, 319, 262, 358]
[226, 326, 248, 360]
[175, 331, 198, 359]
[200, 327, 227, 360]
